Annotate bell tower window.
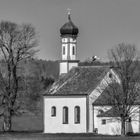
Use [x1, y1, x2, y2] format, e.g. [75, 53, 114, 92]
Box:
[72, 46, 75, 55]
[63, 46, 65, 55]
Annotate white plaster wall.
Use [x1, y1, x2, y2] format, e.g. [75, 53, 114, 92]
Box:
[93, 106, 121, 135]
[44, 96, 87, 133]
[97, 117, 121, 135]
[59, 62, 78, 75]
[88, 103, 93, 132]
[127, 105, 140, 133]
[68, 63, 78, 71]
[60, 62, 68, 75]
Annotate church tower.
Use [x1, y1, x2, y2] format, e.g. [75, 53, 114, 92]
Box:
[59, 10, 79, 75]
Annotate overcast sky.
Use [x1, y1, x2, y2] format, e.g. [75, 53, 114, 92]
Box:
[0, 0, 140, 61]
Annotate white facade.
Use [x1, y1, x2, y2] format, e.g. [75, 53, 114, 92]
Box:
[60, 62, 78, 75]
[44, 95, 87, 133]
[93, 106, 121, 135]
[59, 62, 68, 74]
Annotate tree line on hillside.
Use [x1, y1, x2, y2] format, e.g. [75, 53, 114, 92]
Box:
[0, 59, 58, 112]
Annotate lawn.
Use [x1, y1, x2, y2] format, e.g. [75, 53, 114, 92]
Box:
[0, 114, 43, 131]
[0, 115, 139, 140]
[0, 133, 140, 140]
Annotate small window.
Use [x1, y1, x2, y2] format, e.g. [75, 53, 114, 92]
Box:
[75, 106, 80, 124]
[63, 106, 68, 124]
[51, 106, 56, 117]
[72, 46, 75, 55]
[98, 109, 104, 115]
[63, 46, 65, 55]
[102, 119, 106, 125]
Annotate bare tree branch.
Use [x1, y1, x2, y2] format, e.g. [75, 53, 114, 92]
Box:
[0, 21, 38, 131]
[104, 43, 140, 135]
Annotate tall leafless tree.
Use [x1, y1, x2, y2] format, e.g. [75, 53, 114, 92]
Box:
[0, 21, 38, 131]
[104, 43, 140, 135]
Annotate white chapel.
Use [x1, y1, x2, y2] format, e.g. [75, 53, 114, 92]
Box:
[43, 12, 140, 135]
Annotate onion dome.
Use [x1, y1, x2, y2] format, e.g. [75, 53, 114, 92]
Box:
[60, 12, 79, 36]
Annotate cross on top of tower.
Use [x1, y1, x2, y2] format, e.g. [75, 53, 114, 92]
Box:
[67, 8, 71, 21]
[67, 8, 71, 15]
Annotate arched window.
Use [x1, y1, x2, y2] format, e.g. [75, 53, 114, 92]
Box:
[63, 46, 65, 55]
[74, 106, 80, 124]
[51, 106, 56, 117]
[72, 46, 75, 55]
[63, 106, 68, 124]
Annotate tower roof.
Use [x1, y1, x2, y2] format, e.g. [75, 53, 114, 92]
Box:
[60, 11, 79, 36]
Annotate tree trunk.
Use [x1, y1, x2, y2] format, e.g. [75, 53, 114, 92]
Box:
[2, 110, 12, 132]
[121, 117, 125, 136]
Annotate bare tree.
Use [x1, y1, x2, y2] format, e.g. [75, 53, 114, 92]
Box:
[104, 43, 140, 135]
[0, 21, 38, 131]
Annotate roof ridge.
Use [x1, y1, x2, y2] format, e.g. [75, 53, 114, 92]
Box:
[78, 65, 110, 68]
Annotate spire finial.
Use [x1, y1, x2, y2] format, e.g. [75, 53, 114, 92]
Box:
[67, 8, 71, 21]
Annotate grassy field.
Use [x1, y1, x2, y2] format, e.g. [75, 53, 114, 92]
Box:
[0, 115, 139, 140]
[0, 133, 140, 140]
[0, 114, 43, 131]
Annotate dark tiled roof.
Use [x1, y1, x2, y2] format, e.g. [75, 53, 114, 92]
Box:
[97, 107, 120, 117]
[44, 66, 110, 96]
[93, 83, 140, 105]
[93, 83, 120, 105]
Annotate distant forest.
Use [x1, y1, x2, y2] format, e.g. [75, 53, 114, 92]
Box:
[0, 58, 110, 115]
